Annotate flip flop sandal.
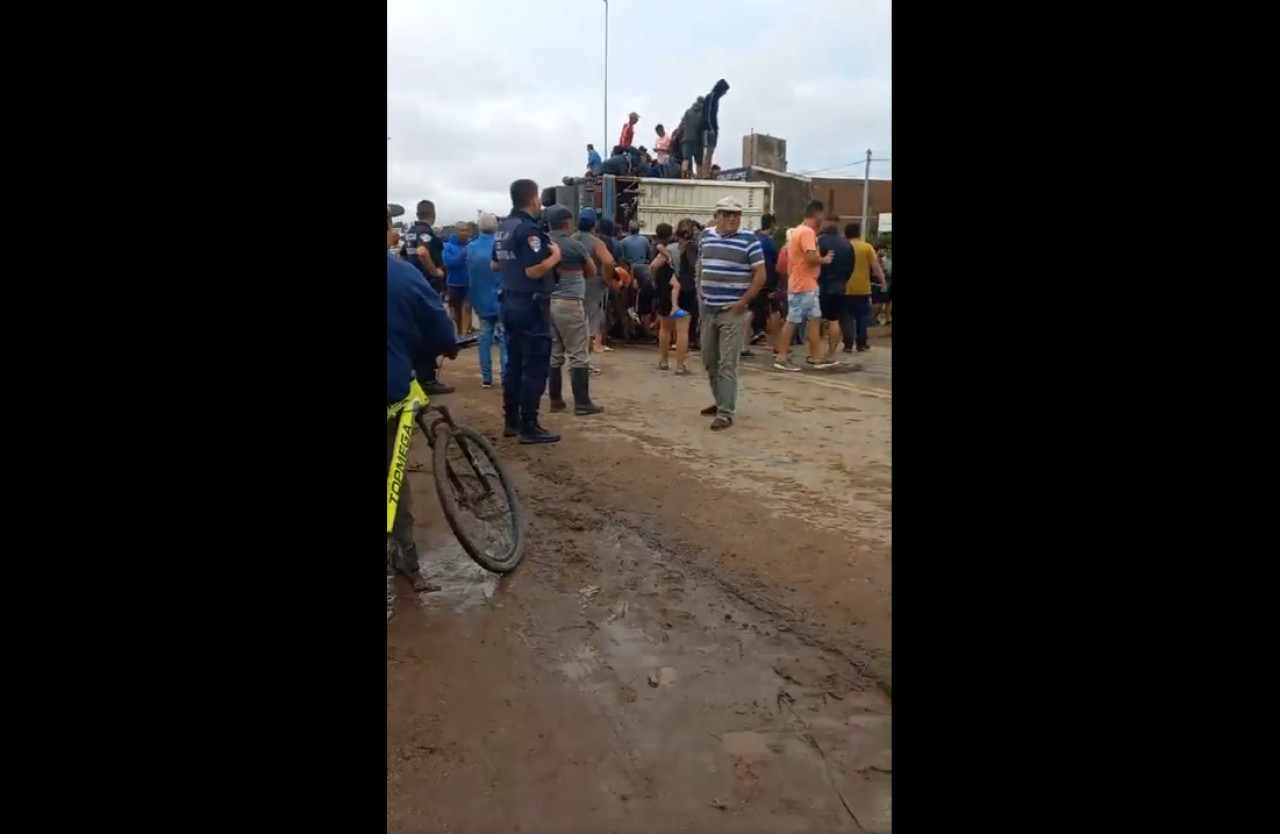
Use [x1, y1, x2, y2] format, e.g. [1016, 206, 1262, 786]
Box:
[657, 360, 669, 370]
[710, 416, 733, 430]
[674, 366, 690, 375]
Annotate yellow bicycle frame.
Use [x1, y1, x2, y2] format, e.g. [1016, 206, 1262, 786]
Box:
[387, 377, 429, 534]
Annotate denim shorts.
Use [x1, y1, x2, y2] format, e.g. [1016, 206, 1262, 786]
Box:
[786, 290, 822, 324]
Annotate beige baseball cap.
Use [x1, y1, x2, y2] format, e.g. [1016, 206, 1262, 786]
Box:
[715, 196, 743, 213]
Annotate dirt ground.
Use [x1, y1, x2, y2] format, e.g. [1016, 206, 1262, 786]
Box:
[388, 333, 892, 833]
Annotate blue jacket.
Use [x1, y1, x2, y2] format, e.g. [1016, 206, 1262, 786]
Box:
[388, 254, 457, 406]
[755, 229, 779, 289]
[443, 235, 469, 286]
[466, 233, 500, 319]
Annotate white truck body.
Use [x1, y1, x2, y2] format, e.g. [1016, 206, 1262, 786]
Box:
[629, 178, 770, 233]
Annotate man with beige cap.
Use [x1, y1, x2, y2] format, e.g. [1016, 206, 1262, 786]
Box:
[694, 196, 767, 430]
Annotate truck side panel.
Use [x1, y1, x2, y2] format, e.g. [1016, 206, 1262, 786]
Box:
[625, 178, 770, 232]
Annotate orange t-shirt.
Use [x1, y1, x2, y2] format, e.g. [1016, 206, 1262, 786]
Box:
[786, 224, 820, 293]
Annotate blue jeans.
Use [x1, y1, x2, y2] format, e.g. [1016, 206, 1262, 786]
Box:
[500, 293, 553, 425]
[842, 294, 871, 349]
[477, 316, 508, 384]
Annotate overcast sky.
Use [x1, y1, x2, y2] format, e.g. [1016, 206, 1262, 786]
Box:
[387, 0, 891, 225]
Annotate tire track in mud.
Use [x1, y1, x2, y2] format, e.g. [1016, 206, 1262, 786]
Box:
[487, 437, 893, 831]
[392, 373, 892, 832]
[506, 438, 893, 698]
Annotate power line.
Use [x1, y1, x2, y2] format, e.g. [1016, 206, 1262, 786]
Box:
[795, 158, 890, 177]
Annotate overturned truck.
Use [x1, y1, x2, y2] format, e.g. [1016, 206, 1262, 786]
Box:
[550, 175, 772, 233]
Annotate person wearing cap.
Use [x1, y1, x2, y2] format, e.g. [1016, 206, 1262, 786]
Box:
[694, 196, 767, 430]
[387, 208, 459, 617]
[492, 178, 562, 444]
[467, 213, 506, 388]
[545, 204, 605, 416]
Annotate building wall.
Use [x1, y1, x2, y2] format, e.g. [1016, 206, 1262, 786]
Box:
[809, 177, 892, 235]
[742, 133, 788, 171]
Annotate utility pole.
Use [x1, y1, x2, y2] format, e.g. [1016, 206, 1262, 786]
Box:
[861, 148, 872, 235]
[602, 0, 609, 153]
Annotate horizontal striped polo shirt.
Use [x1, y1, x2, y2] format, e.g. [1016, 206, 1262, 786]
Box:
[696, 226, 764, 307]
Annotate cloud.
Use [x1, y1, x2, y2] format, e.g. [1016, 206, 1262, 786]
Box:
[387, 0, 891, 223]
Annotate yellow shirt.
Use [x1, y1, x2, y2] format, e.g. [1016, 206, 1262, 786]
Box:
[846, 239, 878, 296]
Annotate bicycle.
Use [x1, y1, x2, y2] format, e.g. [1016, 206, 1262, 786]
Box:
[387, 335, 525, 579]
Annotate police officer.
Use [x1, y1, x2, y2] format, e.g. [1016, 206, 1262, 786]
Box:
[493, 179, 562, 444]
[402, 199, 445, 287]
[400, 199, 454, 396]
[387, 207, 458, 620]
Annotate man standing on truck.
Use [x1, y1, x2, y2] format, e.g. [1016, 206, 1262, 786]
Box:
[654, 124, 671, 165]
[701, 79, 730, 178]
[619, 111, 639, 150]
[679, 97, 705, 179]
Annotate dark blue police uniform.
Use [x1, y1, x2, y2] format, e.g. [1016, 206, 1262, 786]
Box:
[494, 209, 555, 429]
[402, 220, 445, 293]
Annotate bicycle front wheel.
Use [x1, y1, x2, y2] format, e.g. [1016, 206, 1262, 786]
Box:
[432, 424, 524, 573]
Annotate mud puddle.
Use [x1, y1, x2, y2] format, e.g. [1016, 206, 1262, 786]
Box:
[412, 530, 500, 612]
[513, 505, 893, 833]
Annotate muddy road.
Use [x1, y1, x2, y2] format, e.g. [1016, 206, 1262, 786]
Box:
[388, 340, 892, 833]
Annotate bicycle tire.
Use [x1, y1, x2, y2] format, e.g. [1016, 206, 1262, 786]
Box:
[431, 423, 525, 573]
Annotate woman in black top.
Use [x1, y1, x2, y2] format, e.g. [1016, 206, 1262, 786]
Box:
[649, 219, 699, 374]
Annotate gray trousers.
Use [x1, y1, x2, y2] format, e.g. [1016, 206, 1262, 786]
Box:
[550, 297, 591, 369]
[700, 303, 746, 417]
[386, 417, 414, 554]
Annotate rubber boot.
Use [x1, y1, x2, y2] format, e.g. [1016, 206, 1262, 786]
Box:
[548, 366, 567, 412]
[518, 419, 561, 444]
[570, 367, 604, 416]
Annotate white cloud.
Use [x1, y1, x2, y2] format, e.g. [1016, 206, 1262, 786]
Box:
[387, 0, 891, 223]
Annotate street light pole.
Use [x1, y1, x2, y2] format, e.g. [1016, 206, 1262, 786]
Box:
[861, 148, 872, 232]
[603, 0, 609, 153]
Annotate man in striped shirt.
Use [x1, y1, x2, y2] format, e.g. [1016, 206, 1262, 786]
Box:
[695, 197, 767, 430]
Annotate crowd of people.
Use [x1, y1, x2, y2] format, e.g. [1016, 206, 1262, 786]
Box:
[388, 183, 892, 615]
[584, 79, 731, 182]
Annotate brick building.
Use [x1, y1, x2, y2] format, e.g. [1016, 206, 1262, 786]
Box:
[809, 177, 892, 235]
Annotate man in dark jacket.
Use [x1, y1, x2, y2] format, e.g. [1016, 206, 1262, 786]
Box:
[701, 79, 730, 177]
[679, 97, 705, 179]
[387, 209, 459, 618]
[749, 213, 779, 347]
[817, 220, 855, 362]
